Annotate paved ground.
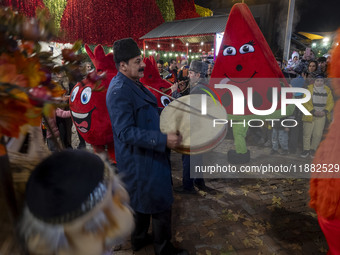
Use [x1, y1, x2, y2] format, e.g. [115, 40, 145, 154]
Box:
[114, 140, 328, 255]
[0, 131, 329, 255]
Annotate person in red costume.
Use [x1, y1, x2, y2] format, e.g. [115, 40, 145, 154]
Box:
[69, 44, 117, 164]
[140, 56, 172, 108]
[209, 3, 293, 164]
[309, 29, 340, 255]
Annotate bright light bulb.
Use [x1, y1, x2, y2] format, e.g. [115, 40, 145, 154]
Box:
[323, 37, 330, 42]
[186, 43, 189, 46]
[171, 44, 174, 47]
[169, 53, 172, 56]
[199, 49, 202, 52]
[146, 45, 148, 49]
[200, 42, 204, 45]
[312, 43, 316, 47]
[189, 49, 192, 52]
[157, 44, 160, 48]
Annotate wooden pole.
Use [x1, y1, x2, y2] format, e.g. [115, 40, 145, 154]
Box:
[283, 0, 296, 61]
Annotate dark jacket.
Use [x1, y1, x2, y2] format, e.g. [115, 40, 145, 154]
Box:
[106, 72, 173, 214]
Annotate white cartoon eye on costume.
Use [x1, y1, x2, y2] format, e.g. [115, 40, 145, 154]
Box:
[161, 95, 171, 107]
[71, 86, 79, 102]
[81, 87, 92, 104]
[223, 46, 237, 56]
[239, 43, 255, 54]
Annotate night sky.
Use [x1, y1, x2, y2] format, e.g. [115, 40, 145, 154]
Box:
[295, 0, 340, 32]
[195, 0, 340, 33]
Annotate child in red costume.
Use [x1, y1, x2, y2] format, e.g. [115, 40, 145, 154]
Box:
[309, 29, 340, 255]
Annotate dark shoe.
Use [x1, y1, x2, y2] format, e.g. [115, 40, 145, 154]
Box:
[159, 242, 189, 255]
[132, 234, 153, 251]
[300, 150, 310, 158]
[170, 248, 189, 255]
[280, 149, 289, 155]
[270, 149, 278, 155]
[173, 186, 196, 194]
[194, 184, 217, 195]
[193, 181, 206, 190]
[228, 150, 250, 164]
[310, 149, 315, 158]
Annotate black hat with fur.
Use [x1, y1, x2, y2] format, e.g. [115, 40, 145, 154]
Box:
[113, 38, 141, 64]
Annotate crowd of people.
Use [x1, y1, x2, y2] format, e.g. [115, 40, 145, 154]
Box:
[22, 39, 337, 255]
[246, 47, 335, 158]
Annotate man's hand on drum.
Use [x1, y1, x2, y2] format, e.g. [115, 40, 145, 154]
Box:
[166, 132, 182, 149]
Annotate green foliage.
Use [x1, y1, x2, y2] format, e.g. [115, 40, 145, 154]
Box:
[155, 0, 175, 22]
[43, 0, 67, 29]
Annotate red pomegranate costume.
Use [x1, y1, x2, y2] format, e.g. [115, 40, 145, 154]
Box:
[209, 3, 293, 164]
[69, 45, 117, 163]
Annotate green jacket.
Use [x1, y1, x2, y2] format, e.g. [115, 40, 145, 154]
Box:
[302, 84, 334, 122]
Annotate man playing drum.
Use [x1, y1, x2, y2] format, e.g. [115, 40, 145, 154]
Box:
[106, 38, 188, 255]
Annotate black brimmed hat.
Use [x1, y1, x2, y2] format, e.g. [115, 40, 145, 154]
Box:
[189, 60, 208, 76]
[26, 150, 109, 224]
[315, 73, 325, 79]
[113, 38, 141, 64]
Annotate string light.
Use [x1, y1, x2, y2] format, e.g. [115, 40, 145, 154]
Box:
[171, 43, 174, 47]
[200, 42, 204, 46]
[146, 45, 148, 49]
[186, 43, 189, 46]
[157, 44, 160, 48]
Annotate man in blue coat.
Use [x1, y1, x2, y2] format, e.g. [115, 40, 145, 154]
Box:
[106, 38, 188, 255]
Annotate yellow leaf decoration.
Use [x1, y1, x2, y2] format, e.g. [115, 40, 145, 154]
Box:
[206, 231, 215, 238]
[272, 196, 282, 207]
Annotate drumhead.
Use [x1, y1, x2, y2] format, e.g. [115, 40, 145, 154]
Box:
[160, 94, 227, 154]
